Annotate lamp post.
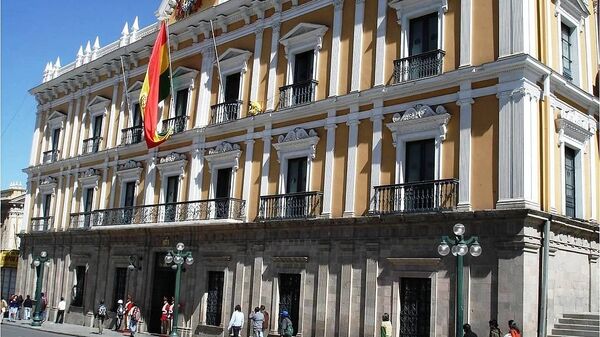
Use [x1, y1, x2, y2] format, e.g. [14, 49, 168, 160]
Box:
[437, 223, 482, 337]
[164, 242, 194, 337]
[31, 250, 50, 326]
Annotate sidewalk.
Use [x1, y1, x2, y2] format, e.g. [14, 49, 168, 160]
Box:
[1, 319, 141, 337]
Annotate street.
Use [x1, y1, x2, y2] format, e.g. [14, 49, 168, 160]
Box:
[1, 324, 71, 337]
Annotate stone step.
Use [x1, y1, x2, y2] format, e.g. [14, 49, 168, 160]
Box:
[551, 328, 600, 337]
[564, 314, 600, 320]
[555, 324, 600, 331]
[559, 319, 600, 326]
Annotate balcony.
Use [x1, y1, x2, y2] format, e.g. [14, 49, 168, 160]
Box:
[162, 115, 187, 134]
[279, 80, 318, 109]
[258, 191, 323, 220]
[73, 198, 245, 228]
[42, 149, 59, 163]
[393, 49, 445, 83]
[210, 100, 242, 125]
[371, 179, 458, 215]
[31, 216, 53, 232]
[82, 136, 102, 154]
[121, 125, 143, 146]
[70, 212, 93, 229]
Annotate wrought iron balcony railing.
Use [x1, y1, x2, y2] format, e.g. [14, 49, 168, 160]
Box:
[279, 80, 318, 109]
[371, 179, 458, 214]
[162, 115, 187, 134]
[258, 191, 323, 220]
[31, 216, 53, 232]
[121, 125, 143, 146]
[42, 149, 59, 163]
[393, 49, 445, 83]
[70, 198, 245, 228]
[82, 136, 102, 154]
[210, 100, 242, 125]
[70, 212, 94, 229]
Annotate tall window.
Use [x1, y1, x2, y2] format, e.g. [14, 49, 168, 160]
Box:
[206, 271, 224, 326]
[224, 74, 241, 103]
[165, 176, 179, 222]
[175, 89, 188, 117]
[132, 104, 142, 127]
[409, 13, 438, 56]
[43, 194, 52, 218]
[72, 266, 86, 307]
[561, 23, 573, 80]
[279, 273, 300, 335]
[405, 139, 435, 210]
[93, 115, 103, 139]
[123, 181, 136, 224]
[112, 268, 127, 310]
[83, 187, 94, 228]
[565, 147, 576, 217]
[52, 128, 61, 151]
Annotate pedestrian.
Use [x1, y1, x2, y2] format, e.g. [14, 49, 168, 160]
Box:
[115, 299, 125, 331]
[16, 295, 23, 320]
[23, 295, 33, 320]
[278, 311, 293, 337]
[55, 297, 66, 323]
[9, 295, 19, 322]
[381, 313, 392, 337]
[168, 297, 174, 334]
[161, 296, 170, 335]
[464, 323, 478, 337]
[489, 319, 502, 337]
[39, 292, 48, 323]
[260, 305, 270, 336]
[0, 297, 7, 324]
[250, 306, 265, 337]
[504, 320, 521, 337]
[227, 304, 244, 337]
[124, 294, 134, 332]
[96, 300, 107, 334]
[129, 302, 141, 337]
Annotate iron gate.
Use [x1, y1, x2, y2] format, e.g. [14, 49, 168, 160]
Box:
[400, 278, 431, 337]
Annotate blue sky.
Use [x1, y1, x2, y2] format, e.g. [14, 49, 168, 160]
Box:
[1, 1, 159, 189]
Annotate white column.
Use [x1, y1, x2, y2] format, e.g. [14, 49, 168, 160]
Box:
[266, 17, 281, 111]
[242, 134, 255, 221]
[373, 0, 387, 86]
[350, 0, 365, 92]
[29, 110, 43, 166]
[21, 178, 33, 233]
[77, 94, 90, 155]
[370, 101, 384, 211]
[498, 0, 512, 57]
[250, 25, 264, 103]
[196, 47, 215, 127]
[145, 149, 158, 204]
[116, 87, 127, 146]
[584, 18, 593, 92]
[329, 0, 344, 96]
[61, 99, 74, 161]
[187, 137, 205, 201]
[106, 80, 120, 148]
[590, 113, 597, 221]
[457, 81, 474, 210]
[322, 110, 337, 217]
[260, 126, 272, 196]
[52, 175, 64, 230]
[108, 165, 117, 208]
[344, 109, 360, 217]
[459, 0, 472, 67]
[99, 162, 109, 209]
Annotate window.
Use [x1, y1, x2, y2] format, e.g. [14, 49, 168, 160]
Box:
[72, 266, 86, 307]
[565, 146, 576, 217]
[561, 23, 573, 81]
[165, 176, 179, 222]
[279, 273, 300, 335]
[206, 271, 224, 326]
[404, 139, 435, 210]
[93, 115, 103, 139]
[399, 278, 431, 337]
[112, 268, 127, 310]
[123, 181, 136, 224]
[286, 157, 308, 194]
[409, 13, 438, 56]
[175, 89, 188, 117]
[215, 168, 233, 219]
[52, 128, 61, 151]
[43, 194, 52, 218]
[1, 268, 17, 301]
[83, 187, 94, 228]
[132, 103, 142, 127]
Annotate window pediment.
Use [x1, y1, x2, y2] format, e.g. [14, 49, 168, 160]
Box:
[156, 152, 187, 178]
[205, 141, 242, 171]
[217, 48, 252, 76]
[127, 81, 144, 104]
[280, 23, 328, 57]
[39, 176, 58, 194]
[116, 160, 143, 184]
[389, 0, 448, 21]
[555, 0, 590, 22]
[87, 96, 110, 116]
[387, 104, 450, 145]
[172, 66, 198, 90]
[272, 128, 320, 162]
[47, 110, 67, 129]
[78, 168, 101, 189]
[555, 109, 596, 145]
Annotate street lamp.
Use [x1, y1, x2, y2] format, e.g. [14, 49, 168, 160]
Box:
[31, 250, 50, 326]
[164, 242, 194, 337]
[128, 255, 142, 271]
[437, 223, 482, 337]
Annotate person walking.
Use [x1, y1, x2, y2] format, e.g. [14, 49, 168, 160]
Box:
[129, 302, 141, 337]
[23, 295, 32, 320]
[0, 297, 7, 324]
[381, 313, 392, 337]
[8, 295, 19, 322]
[504, 320, 521, 337]
[260, 305, 270, 336]
[161, 296, 170, 335]
[115, 299, 125, 331]
[464, 324, 478, 337]
[250, 307, 265, 337]
[97, 300, 107, 334]
[39, 292, 48, 323]
[55, 297, 66, 323]
[227, 305, 244, 337]
[489, 319, 502, 337]
[16, 295, 23, 320]
[278, 311, 293, 337]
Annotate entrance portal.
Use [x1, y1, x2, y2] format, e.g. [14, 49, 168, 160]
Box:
[149, 252, 176, 334]
[399, 277, 431, 337]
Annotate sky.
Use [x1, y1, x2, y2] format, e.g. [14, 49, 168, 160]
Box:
[1, 1, 159, 189]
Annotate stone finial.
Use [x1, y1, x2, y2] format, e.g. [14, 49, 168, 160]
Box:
[131, 16, 139, 42]
[92, 36, 100, 60]
[54, 57, 61, 69]
[76, 45, 84, 66]
[84, 40, 92, 64]
[43, 62, 51, 82]
[120, 22, 130, 47]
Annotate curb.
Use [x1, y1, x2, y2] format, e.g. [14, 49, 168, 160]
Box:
[3, 322, 85, 337]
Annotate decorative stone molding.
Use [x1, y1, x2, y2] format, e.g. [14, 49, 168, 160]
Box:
[116, 160, 143, 185]
[47, 110, 67, 129]
[279, 23, 328, 58]
[127, 81, 144, 104]
[156, 152, 187, 179]
[204, 142, 242, 171]
[554, 0, 591, 21]
[172, 66, 198, 91]
[388, 104, 450, 145]
[555, 109, 596, 145]
[272, 256, 309, 264]
[78, 168, 101, 189]
[86, 96, 110, 116]
[39, 176, 58, 194]
[217, 48, 252, 76]
[159, 152, 186, 164]
[273, 128, 319, 162]
[386, 258, 441, 268]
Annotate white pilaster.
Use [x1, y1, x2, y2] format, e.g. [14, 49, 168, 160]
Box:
[242, 133, 255, 221]
[61, 99, 74, 161]
[266, 17, 281, 111]
[370, 101, 384, 211]
[106, 81, 120, 148]
[68, 95, 81, 157]
[250, 25, 264, 103]
[108, 163, 117, 208]
[457, 81, 474, 211]
[459, 0, 472, 67]
[344, 108, 360, 217]
[322, 109, 337, 217]
[499, 0, 531, 57]
[21, 179, 32, 233]
[77, 94, 90, 155]
[196, 47, 215, 127]
[373, 0, 387, 86]
[350, 0, 365, 92]
[590, 119, 597, 221]
[260, 126, 272, 196]
[29, 111, 43, 166]
[52, 175, 64, 230]
[144, 149, 158, 204]
[187, 137, 205, 201]
[329, 0, 344, 96]
[99, 162, 109, 209]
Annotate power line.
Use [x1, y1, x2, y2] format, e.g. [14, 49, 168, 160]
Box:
[1, 93, 30, 137]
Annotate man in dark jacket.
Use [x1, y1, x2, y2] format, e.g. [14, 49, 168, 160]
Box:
[464, 323, 478, 337]
[23, 295, 33, 320]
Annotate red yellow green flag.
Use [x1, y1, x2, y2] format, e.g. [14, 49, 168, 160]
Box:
[139, 20, 172, 148]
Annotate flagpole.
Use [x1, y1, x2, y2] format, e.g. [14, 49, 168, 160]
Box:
[164, 19, 177, 125]
[119, 56, 132, 115]
[209, 19, 224, 100]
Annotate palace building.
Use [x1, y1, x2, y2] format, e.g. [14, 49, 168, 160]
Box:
[18, 0, 599, 337]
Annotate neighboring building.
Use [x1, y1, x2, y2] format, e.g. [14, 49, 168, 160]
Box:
[17, 0, 599, 337]
[1, 182, 25, 300]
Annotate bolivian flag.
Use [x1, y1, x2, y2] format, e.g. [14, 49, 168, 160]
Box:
[139, 20, 172, 148]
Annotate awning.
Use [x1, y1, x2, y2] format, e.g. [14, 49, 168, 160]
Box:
[0, 250, 19, 268]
